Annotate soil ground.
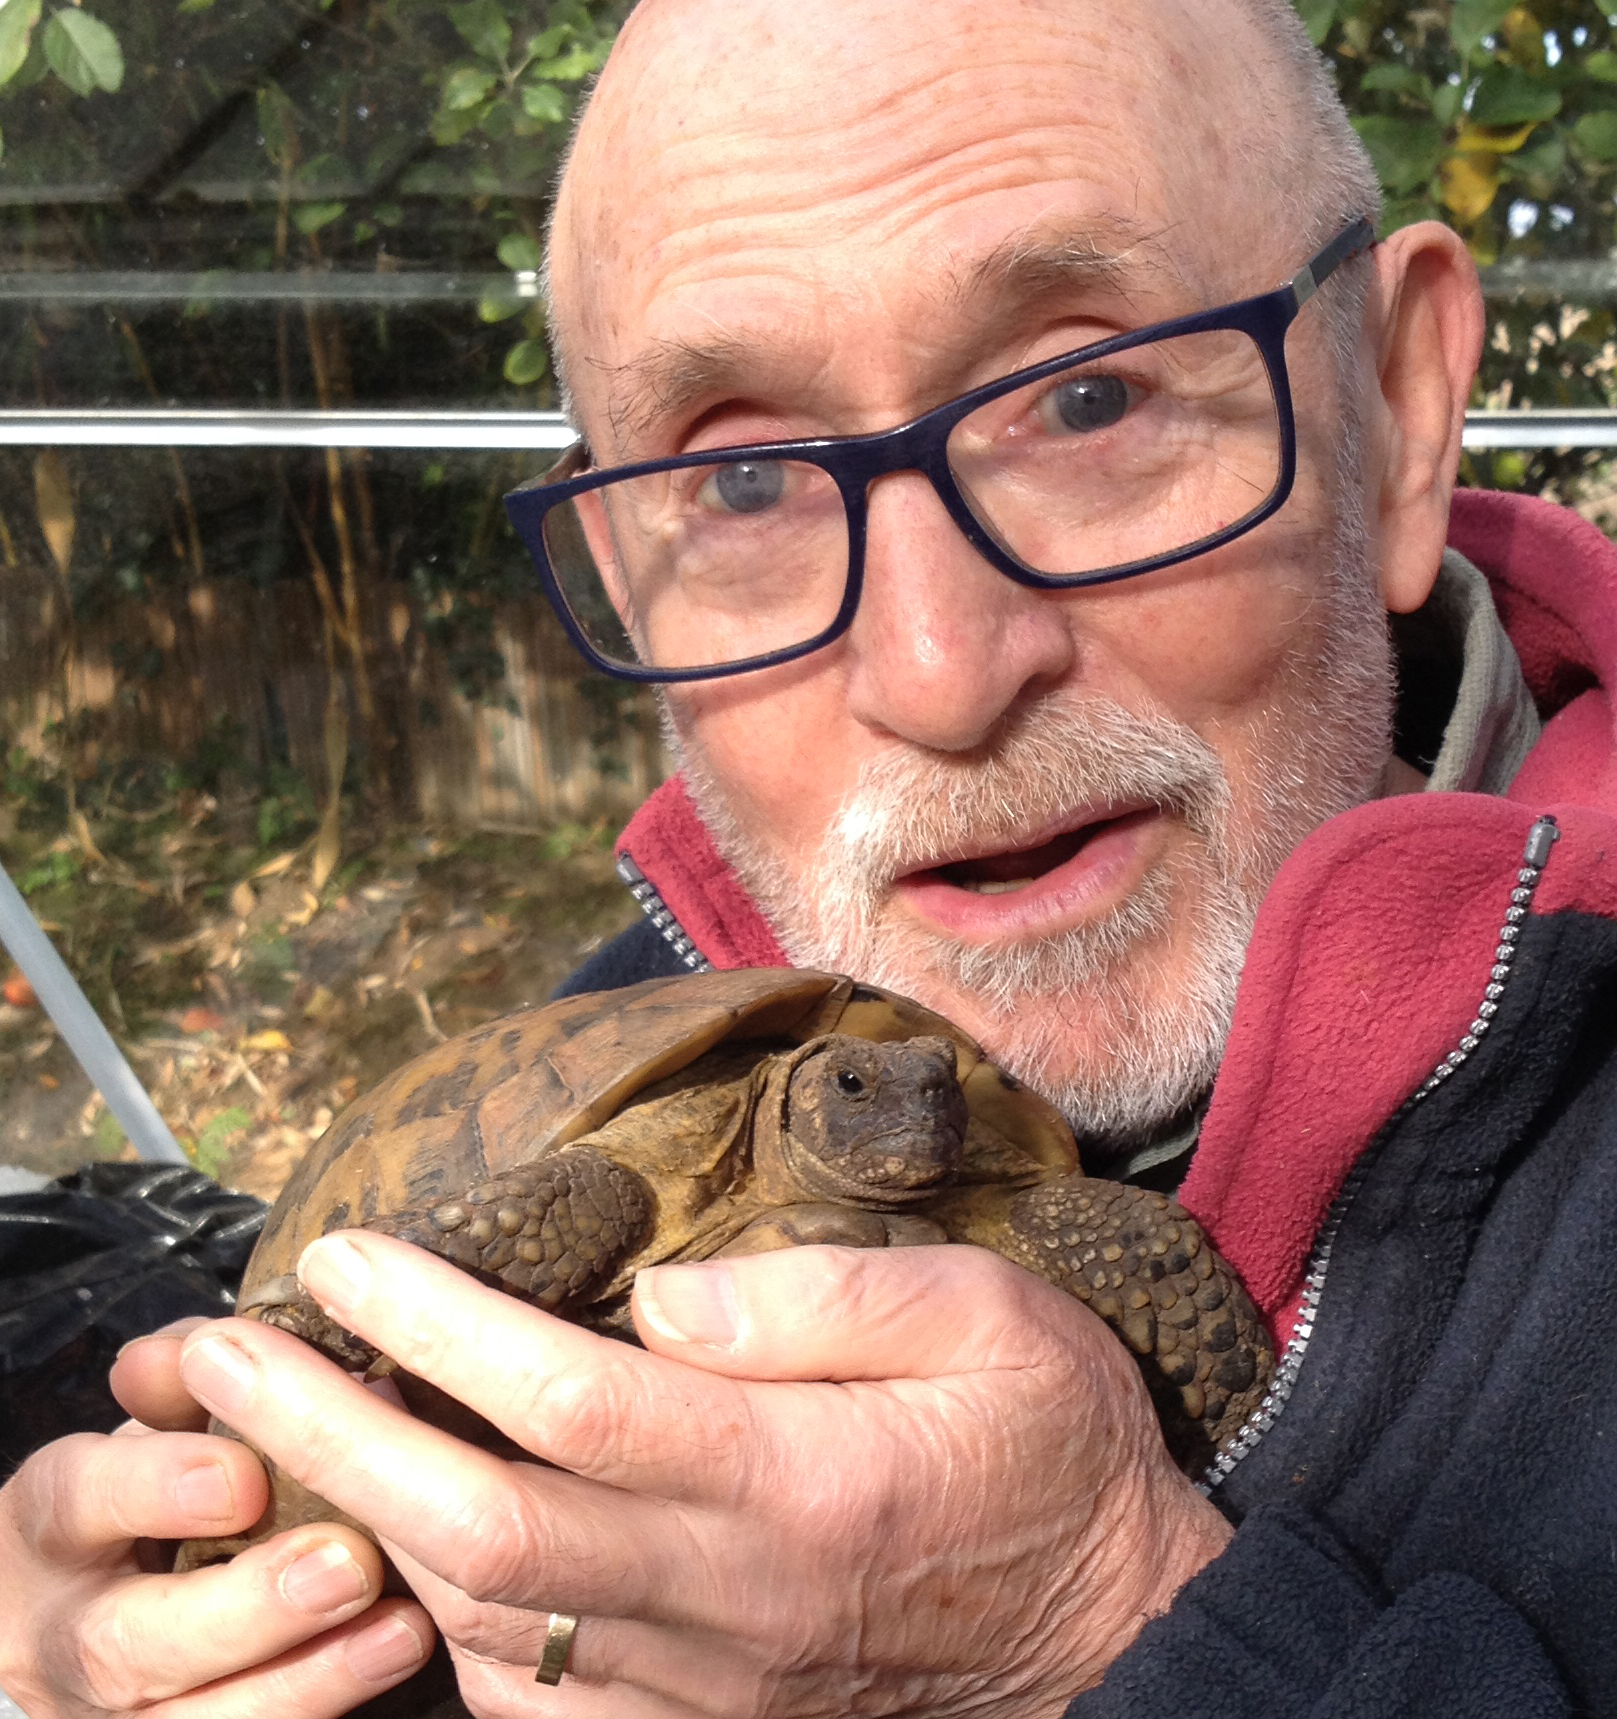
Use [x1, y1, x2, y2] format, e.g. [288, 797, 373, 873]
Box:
[0, 787, 639, 1202]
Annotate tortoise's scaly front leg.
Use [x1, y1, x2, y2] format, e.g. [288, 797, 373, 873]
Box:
[241, 1144, 655, 1370]
[177, 1147, 655, 1574]
[999, 1177, 1273, 1472]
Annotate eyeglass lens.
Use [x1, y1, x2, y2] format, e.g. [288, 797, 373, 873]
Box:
[541, 325, 1282, 675]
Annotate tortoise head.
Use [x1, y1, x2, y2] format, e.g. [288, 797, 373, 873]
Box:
[776, 1033, 968, 1207]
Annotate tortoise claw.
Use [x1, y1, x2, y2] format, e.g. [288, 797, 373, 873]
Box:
[237, 1272, 304, 1316]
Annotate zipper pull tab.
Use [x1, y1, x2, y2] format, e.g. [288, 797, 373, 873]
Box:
[1522, 816, 1560, 872]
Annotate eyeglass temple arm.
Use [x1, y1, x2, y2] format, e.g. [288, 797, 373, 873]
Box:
[1288, 215, 1377, 309]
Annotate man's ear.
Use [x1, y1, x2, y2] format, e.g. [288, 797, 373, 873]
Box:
[1362, 221, 1484, 615]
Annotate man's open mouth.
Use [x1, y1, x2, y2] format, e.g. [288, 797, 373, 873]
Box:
[914, 807, 1156, 896]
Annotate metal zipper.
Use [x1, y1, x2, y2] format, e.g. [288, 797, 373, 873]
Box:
[615, 853, 714, 972]
[1199, 813, 1562, 1493]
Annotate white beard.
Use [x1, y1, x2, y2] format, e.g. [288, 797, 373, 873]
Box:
[670, 505, 1394, 1147]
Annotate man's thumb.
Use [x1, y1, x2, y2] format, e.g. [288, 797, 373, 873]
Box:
[630, 1242, 1097, 1381]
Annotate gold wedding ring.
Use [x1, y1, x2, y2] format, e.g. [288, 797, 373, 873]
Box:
[536, 1611, 580, 1686]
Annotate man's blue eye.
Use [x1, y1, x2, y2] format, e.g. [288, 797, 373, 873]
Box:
[1047, 374, 1130, 432]
[710, 460, 786, 513]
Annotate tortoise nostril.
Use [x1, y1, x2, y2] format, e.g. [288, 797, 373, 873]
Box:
[837, 1068, 865, 1096]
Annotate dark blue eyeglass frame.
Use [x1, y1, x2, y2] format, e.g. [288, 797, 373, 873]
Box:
[503, 215, 1376, 684]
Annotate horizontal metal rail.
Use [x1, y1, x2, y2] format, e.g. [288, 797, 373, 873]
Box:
[0, 409, 576, 450]
[0, 270, 542, 304]
[0, 407, 1615, 451]
[1, 259, 1612, 305]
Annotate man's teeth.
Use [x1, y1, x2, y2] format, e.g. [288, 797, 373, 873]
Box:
[958, 877, 1034, 895]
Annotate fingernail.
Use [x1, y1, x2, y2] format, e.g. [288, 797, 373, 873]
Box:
[299, 1235, 370, 1315]
[180, 1332, 257, 1415]
[636, 1263, 739, 1346]
[281, 1542, 369, 1614]
[173, 1461, 235, 1523]
[344, 1613, 428, 1682]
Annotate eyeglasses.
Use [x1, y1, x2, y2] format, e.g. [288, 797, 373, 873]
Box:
[503, 216, 1376, 684]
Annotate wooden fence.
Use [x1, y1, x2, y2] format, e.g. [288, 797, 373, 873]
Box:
[0, 555, 665, 829]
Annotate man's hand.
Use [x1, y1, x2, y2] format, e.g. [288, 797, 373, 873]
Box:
[0, 1318, 433, 1719]
[175, 1238, 1233, 1718]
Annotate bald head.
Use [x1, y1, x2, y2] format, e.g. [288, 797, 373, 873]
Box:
[546, 0, 1377, 431]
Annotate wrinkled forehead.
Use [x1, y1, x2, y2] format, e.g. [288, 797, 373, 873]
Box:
[551, 0, 1293, 436]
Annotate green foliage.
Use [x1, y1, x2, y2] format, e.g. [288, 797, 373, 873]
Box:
[18, 847, 80, 896]
[182, 1105, 251, 1180]
[89, 1107, 126, 1160]
[1303, 2, 1617, 264]
[1301, 1, 1617, 500]
[41, 9, 121, 95]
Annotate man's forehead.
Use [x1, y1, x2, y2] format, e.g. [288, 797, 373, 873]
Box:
[554, 0, 1293, 436]
[597, 220, 1176, 449]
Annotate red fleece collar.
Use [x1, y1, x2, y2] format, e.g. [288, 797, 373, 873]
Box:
[617, 491, 1617, 1335]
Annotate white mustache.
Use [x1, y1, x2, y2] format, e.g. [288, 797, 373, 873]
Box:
[820, 694, 1231, 899]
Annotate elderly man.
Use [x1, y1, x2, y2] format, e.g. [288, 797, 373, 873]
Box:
[5, 0, 1617, 1714]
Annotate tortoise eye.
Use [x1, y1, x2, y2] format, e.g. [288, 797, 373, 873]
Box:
[836, 1068, 866, 1096]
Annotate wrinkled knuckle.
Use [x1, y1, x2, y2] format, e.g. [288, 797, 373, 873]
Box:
[515, 1359, 631, 1472]
[383, 1306, 459, 1382]
[75, 1603, 160, 1712]
[441, 1499, 550, 1607]
[16, 1435, 112, 1561]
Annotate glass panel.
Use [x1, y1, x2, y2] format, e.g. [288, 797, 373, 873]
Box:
[0, 442, 658, 1191]
[0, 2, 641, 1189]
[947, 329, 1281, 576]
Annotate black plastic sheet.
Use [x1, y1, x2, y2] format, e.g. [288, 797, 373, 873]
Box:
[0, 1163, 265, 1478]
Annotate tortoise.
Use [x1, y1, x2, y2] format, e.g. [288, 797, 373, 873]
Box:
[180, 968, 1270, 1569]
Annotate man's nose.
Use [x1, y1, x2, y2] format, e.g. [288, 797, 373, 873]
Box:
[842, 472, 1077, 752]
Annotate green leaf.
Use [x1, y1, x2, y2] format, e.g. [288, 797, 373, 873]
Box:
[1584, 51, 1617, 86]
[42, 8, 122, 94]
[1292, 0, 1335, 48]
[256, 83, 288, 163]
[520, 80, 567, 123]
[0, 0, 42, 89]
[442, 64, 497, 110]
[521, 24, 570, 61]
[1469, 65, 1560, 126]
[1449, 0, 1515, 59]
[1431, 79, 1465, 128]
[1351, 114, 1445, 193]
[295, 151, 344, 189]
[450, 0, 509, 62]
[177, 0, 216, 12]
[1572, 109, 1617, 162]
[1360, 64, 1429, 100]
[503, 337, 549, 385]
[292, 200, 344, 235]
[478, 292, 524, 322]
[496, 231, 541, 270]
[533, 46, 598, 81]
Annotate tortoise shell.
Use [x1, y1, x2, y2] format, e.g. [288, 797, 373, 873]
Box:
[240, 967, 1080, 1311]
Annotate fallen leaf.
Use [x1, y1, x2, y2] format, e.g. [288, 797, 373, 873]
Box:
[242, 1029, 292, 1053]
[230, 880, 256, 918]
[303, 984, 338, 1021]
[2, 973, 37, 1008]
[37, 1073, 58, 1090]
[252, 851, 299, 880]
[179, 1006, 225, 1035]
